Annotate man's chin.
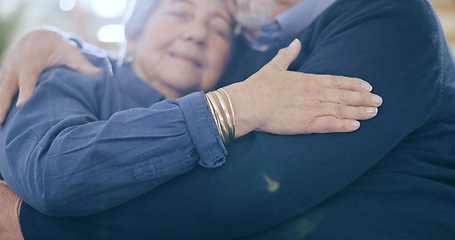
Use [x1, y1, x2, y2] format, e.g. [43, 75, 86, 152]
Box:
[235, 13, 266, 30]
[234, 0, 276, 30]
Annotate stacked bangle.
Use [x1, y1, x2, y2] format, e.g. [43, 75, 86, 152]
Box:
[205, 88, 235, 144]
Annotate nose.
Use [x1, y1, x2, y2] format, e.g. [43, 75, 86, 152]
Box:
[183, 20, 208, 47]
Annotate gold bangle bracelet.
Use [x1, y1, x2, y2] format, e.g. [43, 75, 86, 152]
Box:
[213, 90, 231, 142]
[205, 90, 236, 144]
[206, 92, 228, 143]
[217, 93, 234, 141]
[205, 93, 224, 143]
[219, 88, 235, 139]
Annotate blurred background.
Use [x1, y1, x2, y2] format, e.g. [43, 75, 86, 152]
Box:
[0, 0, 454, 64]
[0, 0, 131, 63]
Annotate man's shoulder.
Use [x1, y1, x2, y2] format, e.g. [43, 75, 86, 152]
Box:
[308, 0, 443, 54]
[325, 0, 436, 25]
[335, 0, 432, 10]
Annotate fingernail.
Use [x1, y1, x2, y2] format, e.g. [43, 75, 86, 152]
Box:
[351, 121, 360, 128]
[366, 107, 377, 113]
[290, 39, 299, 48]
[372, 95, 382, 104]
[16, 97, 24, 107]
[362, 83, 372, 91]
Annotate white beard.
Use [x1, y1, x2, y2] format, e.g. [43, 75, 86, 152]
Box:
[234, 0, 277, 30]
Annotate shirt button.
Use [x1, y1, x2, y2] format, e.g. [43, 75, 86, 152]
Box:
[190, 150, 198, 158]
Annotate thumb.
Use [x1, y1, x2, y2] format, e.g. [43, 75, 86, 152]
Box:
[64, 49, 102, 75]
[269, 39, 301, 70]
[16, 68, 39, 107]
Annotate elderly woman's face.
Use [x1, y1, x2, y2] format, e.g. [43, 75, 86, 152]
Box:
[128, 0, 232, 98]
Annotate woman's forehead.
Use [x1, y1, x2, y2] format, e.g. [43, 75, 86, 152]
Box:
[161, 0, 231, 18]
[164, 0, 226, 9]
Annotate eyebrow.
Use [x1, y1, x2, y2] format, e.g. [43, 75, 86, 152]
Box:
[170, 0, 231, 24]
[214, 13, 231, 25]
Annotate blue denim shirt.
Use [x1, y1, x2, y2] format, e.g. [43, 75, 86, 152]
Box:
[0, 50, 227, 216]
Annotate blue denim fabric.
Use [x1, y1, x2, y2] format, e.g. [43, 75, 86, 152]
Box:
[0, 55, 226, 216]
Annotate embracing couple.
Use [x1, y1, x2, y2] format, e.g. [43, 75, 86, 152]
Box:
[0, 0, 454, 239]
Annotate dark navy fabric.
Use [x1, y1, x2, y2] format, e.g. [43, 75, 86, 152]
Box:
[18, 0, 455, 239]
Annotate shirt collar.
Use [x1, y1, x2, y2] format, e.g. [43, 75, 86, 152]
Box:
[115, 63, 165, 106]
[242, 0, 337, 52]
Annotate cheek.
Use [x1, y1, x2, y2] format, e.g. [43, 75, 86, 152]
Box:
[211, 42, 230, 74]
[135, 43, 159, 70]
[201, 43, 230, 90]
[136, 19, 177, 56]
[134, 31, 173, 71]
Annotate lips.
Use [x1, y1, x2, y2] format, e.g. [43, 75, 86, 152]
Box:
[170, 53, 203, 68]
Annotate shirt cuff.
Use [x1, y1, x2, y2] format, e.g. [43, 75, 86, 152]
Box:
[177, 92, 227, 168]
[20, 203, 69, 240]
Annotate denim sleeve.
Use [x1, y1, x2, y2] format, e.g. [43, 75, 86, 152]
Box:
[0, 68, 226, 217]
[178, 92, 227, 168]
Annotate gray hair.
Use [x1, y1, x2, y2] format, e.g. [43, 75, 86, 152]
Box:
[124, 0, 161, 40]
[119, 0, 160, 64]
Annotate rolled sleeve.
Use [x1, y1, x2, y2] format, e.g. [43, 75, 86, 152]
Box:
[178, 92, 227, 168]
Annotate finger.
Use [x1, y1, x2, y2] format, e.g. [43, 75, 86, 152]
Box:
[62, 45, 101, 75]
[317, 75, 373, 92]
[0, 94, 14, 125]
[317, 102, 378, 120]
[0, 64, 20, 125]
[268, 39, 301, 70]
[309, 117, 361, 133]
[0, 80, 18, 126]
[16, 69, 40, 107]
[320, 88, 383, 107]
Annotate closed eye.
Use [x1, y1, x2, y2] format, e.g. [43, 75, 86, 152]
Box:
[210, 18, 231, 40]
[169, 10, 191, 19]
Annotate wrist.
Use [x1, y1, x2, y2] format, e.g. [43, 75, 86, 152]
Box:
[205, 89, 235, 144]
[0, 181, 24, 240]
[222, 82, 257, 138]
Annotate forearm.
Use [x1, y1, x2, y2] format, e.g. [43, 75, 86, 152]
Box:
[1, 87, 225, 216]
[0, 181, 23, 240]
